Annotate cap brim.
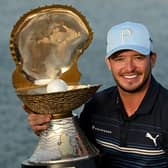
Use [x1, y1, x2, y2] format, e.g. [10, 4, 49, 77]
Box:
[106, 45, 151, 58]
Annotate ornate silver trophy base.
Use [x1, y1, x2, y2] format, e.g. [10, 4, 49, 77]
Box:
[22, 158, 97, 168]
[22, 116, 99, 168]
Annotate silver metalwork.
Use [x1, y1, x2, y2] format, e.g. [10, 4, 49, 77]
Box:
[29, 118, 98, 164]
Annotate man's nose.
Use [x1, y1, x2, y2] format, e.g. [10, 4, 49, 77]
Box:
[126, 59, 136, 71]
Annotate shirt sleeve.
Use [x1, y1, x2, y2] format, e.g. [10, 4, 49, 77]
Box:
[79, 99, 97, 145]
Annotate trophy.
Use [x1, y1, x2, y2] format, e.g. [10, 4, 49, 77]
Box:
[10, 5, 101, 168]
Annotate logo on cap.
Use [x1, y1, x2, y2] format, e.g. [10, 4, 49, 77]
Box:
[121, 29, 132, 43]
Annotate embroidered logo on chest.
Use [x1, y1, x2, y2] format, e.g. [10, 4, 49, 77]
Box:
[92, 125, 112, 134]
[145, 132, 159, 147]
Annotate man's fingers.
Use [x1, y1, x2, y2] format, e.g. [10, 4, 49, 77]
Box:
[28, 113, 51, 125]
[27, 113, 51, 134]
[32, 124, 49, 136]
[32, 124, 49, 132]
[23, 104, 52, 134]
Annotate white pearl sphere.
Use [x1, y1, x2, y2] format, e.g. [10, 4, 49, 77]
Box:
[46, 79, 68, 93]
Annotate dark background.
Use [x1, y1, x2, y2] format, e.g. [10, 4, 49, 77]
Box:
[1, 0, 168, 167]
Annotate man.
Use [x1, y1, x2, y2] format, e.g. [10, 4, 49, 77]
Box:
[25, 21, 168, 167]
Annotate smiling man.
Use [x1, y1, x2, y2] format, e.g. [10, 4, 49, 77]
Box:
[26, 21, 168, 167]
[79, 21, 168, 167]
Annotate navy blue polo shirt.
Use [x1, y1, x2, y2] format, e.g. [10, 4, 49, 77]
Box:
[79, 76, 168, 168]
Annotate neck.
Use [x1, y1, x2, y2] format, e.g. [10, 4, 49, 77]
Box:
[118, 77, 151, 117]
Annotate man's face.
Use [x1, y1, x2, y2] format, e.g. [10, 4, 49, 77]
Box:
[105, 50, 157, 93]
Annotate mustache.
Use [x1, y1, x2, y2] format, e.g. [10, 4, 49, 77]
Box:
[119, 71, 142, 76]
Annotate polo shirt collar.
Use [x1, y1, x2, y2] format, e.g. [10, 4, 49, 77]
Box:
[136, 75, 159, 116]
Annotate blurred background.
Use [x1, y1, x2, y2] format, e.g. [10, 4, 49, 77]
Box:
[1, 0, 168, 167]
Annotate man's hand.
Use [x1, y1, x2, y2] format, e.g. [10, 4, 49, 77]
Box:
[23, 104, 51, 135]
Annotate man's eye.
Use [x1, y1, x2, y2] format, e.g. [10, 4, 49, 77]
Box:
[113, 56, 124, 61]
[135, 55, 145, 60]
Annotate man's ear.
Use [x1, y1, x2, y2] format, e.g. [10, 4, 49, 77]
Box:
[150, 52, 157, 68]
[105, 57, 111, 71]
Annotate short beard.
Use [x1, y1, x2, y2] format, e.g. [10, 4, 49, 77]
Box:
[115, 69, 152, 93]
[118, 75, 151, 93]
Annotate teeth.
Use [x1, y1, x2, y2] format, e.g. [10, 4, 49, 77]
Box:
[124, 75, 137, 79]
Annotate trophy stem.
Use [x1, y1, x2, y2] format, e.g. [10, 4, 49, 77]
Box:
[22, 116, 99, 167]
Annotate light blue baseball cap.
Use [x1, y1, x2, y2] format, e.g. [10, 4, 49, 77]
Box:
[106, 21, 153, 58]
